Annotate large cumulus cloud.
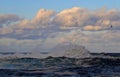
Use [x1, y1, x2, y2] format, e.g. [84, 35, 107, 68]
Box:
[0, 9, 56, 39]
[53, 7, 90, 29]
[0, 7, 120, 39]
[0, 7, 120, 52]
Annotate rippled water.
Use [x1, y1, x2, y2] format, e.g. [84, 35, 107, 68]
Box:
[0, 56, 120, 77]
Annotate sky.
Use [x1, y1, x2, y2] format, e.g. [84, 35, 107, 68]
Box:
[0, 0, 120, 53]
[0, 0, 120, 19]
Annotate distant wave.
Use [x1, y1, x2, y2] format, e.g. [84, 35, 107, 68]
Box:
[0, 44, 91, 59]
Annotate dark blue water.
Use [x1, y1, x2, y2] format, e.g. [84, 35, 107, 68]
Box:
[0, 55, 120, 77]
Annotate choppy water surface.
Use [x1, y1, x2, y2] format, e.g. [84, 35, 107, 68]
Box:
[0, 55, 120, 77]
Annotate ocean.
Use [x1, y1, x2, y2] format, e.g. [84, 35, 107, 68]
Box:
[0, 52, 119, 77]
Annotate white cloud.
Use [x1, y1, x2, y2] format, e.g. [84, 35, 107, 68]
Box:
[0, 7, 120, 52]
[83, 25, 102, 31]
[54, 7, 90, 28]
[0, 7, 120, 38]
